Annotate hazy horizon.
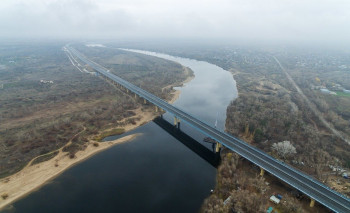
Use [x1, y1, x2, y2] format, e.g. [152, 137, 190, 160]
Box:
[1, 0, 350, 48]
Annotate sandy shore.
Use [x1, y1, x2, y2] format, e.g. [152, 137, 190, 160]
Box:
[0, 134, 140, 210]
[166, 68, 194, 104]
[0, 106, 160, 211]
[0, 67, 194, 211]
[0, 108, 158, 211]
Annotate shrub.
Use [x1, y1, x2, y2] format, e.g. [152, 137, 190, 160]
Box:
[1, 193, 9, 200]
[69, 153, 75, 159]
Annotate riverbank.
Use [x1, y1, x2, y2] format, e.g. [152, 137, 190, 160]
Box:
[0, 105, 172, 211]
[0, 68, 193, 211]
[201, 67, 331, 213]
[0, 134, 140, 211]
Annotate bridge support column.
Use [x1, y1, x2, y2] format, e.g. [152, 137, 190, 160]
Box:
[134, 93, 137, 99]
[155, 106, 158, 112]
[143, 99, 147, 104]
[260, 168, 265, 176]
[310, 198, 315, 207]
[215, 142, 221, 153]
[174, 117, 178, 126]
[174, 117, 180, 128]
[126, 89, 129, 93]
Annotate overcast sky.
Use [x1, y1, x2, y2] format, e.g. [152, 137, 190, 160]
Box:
[1, 0, 350, 45]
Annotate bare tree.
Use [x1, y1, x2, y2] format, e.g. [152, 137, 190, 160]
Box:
[272, 141, 297, 159]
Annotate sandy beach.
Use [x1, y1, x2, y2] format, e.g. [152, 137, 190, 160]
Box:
[0, 134, 140, 211]
[0, 67, 194, 211]
[0, 108, 156, 211]
[0, 105, 160, 210]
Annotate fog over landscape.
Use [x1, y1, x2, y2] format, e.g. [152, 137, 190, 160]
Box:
[1, 0, 350, 46]
[1, 1, 350, 212]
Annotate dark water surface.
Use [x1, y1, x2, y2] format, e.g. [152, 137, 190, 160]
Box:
[5, 51, 237, 213]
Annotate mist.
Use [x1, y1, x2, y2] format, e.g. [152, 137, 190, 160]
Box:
[1, 0, 350, 46]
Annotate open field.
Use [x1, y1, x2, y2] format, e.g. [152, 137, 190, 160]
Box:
[336, 91, 350, 97]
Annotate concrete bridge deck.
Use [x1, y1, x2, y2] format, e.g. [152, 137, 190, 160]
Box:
[67, 46, 350, 212]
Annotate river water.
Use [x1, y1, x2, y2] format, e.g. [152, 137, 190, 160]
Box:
[5, 51, 237, 213]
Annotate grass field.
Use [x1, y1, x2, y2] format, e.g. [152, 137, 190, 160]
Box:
[336, 91, 350, 97]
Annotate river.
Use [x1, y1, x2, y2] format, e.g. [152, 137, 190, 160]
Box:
[5, 50, 237, 213]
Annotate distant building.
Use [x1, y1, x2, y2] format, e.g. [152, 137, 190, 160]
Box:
[320, 88, 330, 93]
[270, 195, 280, 204]
[311, 84, 323, 90]
[223, 196, 231, 206]
[332, 83, 344, 91]
[320, 88, 336, 95]
[40, 80, 54, 84]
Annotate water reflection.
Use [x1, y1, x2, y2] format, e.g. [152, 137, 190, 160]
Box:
[5, 50, 237, 213]
[153, 116, 221, 168]
[122, 49, 238, 131]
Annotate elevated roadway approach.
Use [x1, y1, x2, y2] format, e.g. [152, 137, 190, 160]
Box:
[66, 45, 350, 213]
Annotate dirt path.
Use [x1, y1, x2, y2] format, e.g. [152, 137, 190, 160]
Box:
[0, 80, 192, 211]
[23, 127, 87, 170]
[0, 107, 158, 211]
[273, 56, 350, 145]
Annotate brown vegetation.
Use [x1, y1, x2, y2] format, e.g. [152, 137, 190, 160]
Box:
[0, 43, 192, 178]
[225, 64, 350, 190]
[201, 150, 322, 213]
[93, 128, 125, 142]
[31, 151, 59, 166]
[163, 46, 350, 211]
[1, 193, 8, 200]
[201, 152, 268, 212]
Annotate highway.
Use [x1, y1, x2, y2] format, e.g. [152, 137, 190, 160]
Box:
[66, 46, 350, 213]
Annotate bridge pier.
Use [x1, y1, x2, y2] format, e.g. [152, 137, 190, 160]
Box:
[134, 93, 137, 99]
[215, 142, 221, 153]
[143, 98, 147, 104]
[174, 117, 180, 128]
[260, 167, 265, 176]
[68, 47, 349, 213]
[310, 198, 315, 207]
[155, 106, 158, 112]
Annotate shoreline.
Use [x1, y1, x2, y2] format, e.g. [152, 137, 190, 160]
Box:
[0, 68, 194, 211]
[0, 134, 140, 211]
[0, 105, 159, 211]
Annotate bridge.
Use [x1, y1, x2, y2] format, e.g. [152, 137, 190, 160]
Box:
[66, 46, 350, 213]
